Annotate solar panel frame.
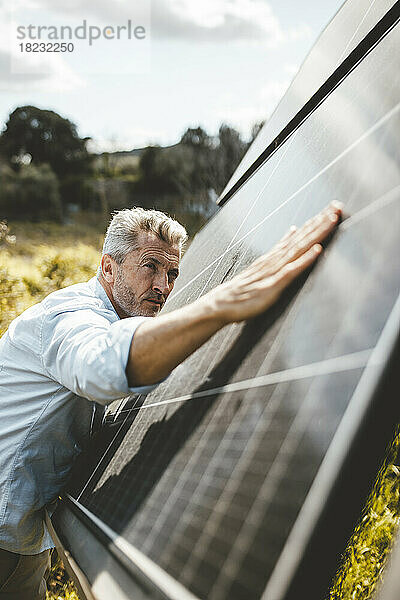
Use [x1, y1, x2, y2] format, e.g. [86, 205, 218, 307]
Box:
[56, 496, 199, 600]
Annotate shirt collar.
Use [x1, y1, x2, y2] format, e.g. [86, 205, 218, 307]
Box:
[91, 276, 119, 318]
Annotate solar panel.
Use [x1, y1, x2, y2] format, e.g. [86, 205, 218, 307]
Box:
[53, 1, 400, 599]
[220, 0, 399, 204]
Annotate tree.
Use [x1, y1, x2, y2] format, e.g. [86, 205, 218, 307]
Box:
[0, 106, 92, 180]
[139, 146, 162, 187]
[210, 124, 248, 194]
[250, 121, 265, 143]
[134, 124, 247, 234]
[180, 126, 214, 193]
[180, 126, 212, 149]
[139, 141, 209, 198]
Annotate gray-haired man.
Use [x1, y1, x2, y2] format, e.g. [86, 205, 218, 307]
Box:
[0, 203, 342, 599]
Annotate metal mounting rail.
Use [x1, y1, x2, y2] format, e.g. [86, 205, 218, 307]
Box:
[62, 494, 200, 600]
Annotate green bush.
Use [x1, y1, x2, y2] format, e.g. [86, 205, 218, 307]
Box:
[59, 175, 99, 211]
[0, 163, 62, 222]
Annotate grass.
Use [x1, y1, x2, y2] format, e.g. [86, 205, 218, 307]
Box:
[1, 219, 399, 600]
[328, 430, 400, 599]
[0, 219, 101, 336]
[46, 555, 80, 600]
[8, 216, 105, 252]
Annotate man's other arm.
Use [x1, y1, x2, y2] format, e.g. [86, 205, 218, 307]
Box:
[127, 202, 343, 387]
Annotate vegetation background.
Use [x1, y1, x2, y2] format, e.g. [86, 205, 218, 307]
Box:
[0, 106, 399, 600]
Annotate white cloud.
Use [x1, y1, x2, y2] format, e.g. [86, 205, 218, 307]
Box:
[0, 48, 85, 93]
[0, 50, 48, 90]
[0, 2, 85, 92]
[0, 0, 309, 93]
[153, 0, 311, 44]
[216, 71, 294, 137]
[9, 0, 311, 44]
[9, 0, 147, 28]
[259, 79, 292, 111]
[284, 63, 300, 77]
[152, 0, 284, 43]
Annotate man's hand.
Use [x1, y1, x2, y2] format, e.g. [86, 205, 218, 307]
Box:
[127, 201, 343, 387]
[207, 201, 343, 324]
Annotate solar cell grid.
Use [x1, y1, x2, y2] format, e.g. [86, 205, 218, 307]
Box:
[63, 3, 400, 599]
[71, 357, 376, 599]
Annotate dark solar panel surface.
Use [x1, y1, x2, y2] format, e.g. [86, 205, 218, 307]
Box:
[67, 4, 400, 600]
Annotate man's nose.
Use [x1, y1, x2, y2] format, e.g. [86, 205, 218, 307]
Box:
[152, 272, 170, 296]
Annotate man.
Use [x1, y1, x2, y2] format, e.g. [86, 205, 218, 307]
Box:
[0, 202, 342, 599]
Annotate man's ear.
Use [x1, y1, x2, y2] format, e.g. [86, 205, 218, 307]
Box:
[101, 254, 116, 284]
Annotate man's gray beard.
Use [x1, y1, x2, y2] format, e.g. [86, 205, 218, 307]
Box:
[112, 267, 151, 317]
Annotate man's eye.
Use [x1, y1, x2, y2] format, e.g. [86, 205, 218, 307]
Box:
[145, 263, 156, 271]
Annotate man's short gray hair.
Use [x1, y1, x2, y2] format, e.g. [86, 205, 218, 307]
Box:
[101, 207, 188, 264]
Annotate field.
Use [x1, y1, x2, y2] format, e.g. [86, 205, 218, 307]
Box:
[0, 219, 103, 336]
[0, 219, 399, 600]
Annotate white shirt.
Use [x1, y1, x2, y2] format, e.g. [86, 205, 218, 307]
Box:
[0, 277, 157, 555]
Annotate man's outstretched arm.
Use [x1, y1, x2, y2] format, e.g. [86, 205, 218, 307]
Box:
[127, 202, 343, 387]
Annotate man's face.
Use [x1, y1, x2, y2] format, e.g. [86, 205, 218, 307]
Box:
[111, 231, 180, 318]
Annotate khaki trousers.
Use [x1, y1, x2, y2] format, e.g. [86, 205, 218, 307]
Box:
[0, 548, 51, 600]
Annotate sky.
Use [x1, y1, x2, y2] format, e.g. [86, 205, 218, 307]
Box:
[0, 0, 344, 152]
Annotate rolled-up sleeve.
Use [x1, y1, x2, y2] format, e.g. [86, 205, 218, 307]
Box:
[42, 309, 160, 404]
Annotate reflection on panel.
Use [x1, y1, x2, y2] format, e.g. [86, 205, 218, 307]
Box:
[74, 369, 362, 600]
